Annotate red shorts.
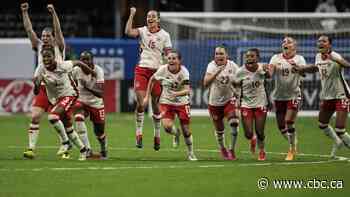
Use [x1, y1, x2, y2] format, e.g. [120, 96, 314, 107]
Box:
[50, 96, 77, 119]
[74, 101, 105, 123]
[320, 99, 350, 112]
[208, 99, 237, 122]
[274, 99, 300, 113]
[159, 103, 191, 125]
[134, 66, 161, 97]
[241, 106, 268, 120]
[32, 85, 50, 112]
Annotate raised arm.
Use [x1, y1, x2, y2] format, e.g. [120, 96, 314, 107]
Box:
[21, 3, 39, 50]
[47, 4, 65, 52]
[124, 7, 140, 37]
[203, 65, 225, 88]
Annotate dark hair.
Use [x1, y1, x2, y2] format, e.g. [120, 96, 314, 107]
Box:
[80, 50, 94, 61]
[215, 43, 228, 53]
[41, 45, 55, 56]
[319, 35, 332, 45]
[168, 49, 182, 60]
[247, 48, 260, 58]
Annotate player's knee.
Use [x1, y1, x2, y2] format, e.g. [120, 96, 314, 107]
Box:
[31, 110, 43, 123]
[74, 114, 85, 122]
[318, 122, 328, 130]
[48, 113, 60, 124]
[228, 117, 239, 127]
[285, 119, 294, 126]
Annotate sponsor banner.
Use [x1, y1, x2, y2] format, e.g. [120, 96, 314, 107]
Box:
[120, 79, 323, 112]
[0, 79, 119, 113]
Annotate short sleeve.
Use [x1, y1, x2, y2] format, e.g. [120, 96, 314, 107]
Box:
[153, 66, 166, 81]
[269, 54, 278, 65]
[297, 55, 307, 66]
[60, 61, 74, 72]
[164, 32, 172, 48]
[206, 62, 217, 74]
[33, 64, 44, 78]
[71, 67, 80, 80]
[96, 66, 105, 83]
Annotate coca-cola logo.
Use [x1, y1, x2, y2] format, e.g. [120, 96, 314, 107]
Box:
[0, 80, 34, 113]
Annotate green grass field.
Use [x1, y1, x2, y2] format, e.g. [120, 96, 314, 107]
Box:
[0, 113, 349, 197]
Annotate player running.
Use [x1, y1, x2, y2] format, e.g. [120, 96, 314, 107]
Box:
[269, 37, 307, 160]
[293, 35, 350, 157]
[125, 7, 172, 149]
[21, 3, 68, 159]
[203, 45, 240, 160]
[143, 50, 197, 161]
[72, 51, 108, 159]
[34, 46, 96, 160]
[235, 48, 272, 161]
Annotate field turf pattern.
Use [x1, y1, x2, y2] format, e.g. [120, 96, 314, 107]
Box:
[0, 113, 349, 197]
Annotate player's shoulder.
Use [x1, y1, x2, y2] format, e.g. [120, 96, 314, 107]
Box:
[227, 60, 239, 68]
[331, 51, 342, 59]
[94, 64, 104, 72]
[181, 65, 190, 73]
[160, 28, 170, 35]
[207, 60, 216, 67]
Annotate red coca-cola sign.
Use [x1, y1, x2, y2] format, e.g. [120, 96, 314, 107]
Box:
[0, 80, 34, 113]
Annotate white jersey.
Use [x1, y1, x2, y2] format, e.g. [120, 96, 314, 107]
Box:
[34, 41, 65, 78]
[235, 63, 268, 108]
[137, 26, 172, 69]
[72, 65, 104, 109]
[36, 61, 77, 104]
[269, 53, 306, 101]
[153, 65, 190, 106]
[206, 60, 239, 106]
[315, 51, 350, 100]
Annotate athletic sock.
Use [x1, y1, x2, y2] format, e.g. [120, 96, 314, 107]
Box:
[76, 120, 91, 150]
[135, 111, 144, 136]
[28, 123, 39, 150]
[152, 113, 161, 138]
[215, 130, 226, 149]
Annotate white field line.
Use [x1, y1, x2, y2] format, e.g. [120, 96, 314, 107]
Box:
[1, 146, 349, 172]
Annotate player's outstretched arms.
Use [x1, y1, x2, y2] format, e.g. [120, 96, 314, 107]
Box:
[47, 4, 65, 52]
[20, 3, 39, 50]
[125, 7, 140, 37]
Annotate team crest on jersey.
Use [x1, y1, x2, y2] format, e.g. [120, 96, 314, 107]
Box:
[228, 69, 232, 74]
[177, 75, 182, 82]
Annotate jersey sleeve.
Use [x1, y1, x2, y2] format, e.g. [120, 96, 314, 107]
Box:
[71, 67, 80, 81]
[164, 32, 172, 48]
[61, 61, 74, 72]
[298, 55, 307, 66]
[33, 64, 44, 78]
[206, 62, 217, 74]
[269, 54, 278, 65]
[96, 66, 105, 83]
[153, 65, 166, 81]
[137, 26, 146, 38]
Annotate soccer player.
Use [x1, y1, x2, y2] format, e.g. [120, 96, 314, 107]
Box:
[269, 37, 307, 160]
[143, 50, 197, 161]
[293, 35, 350, 157]
[72, 51, 108, 159]
[35, 46, 94, 160]
[235, 48, 272, 161]
[125, 7, 172, 149]
[21, 3, 67, 159]
[203, 45, 240, 160]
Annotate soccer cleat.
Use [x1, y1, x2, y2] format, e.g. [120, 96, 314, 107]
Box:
[172, 129, 180, 148]
[136, 134, 143, 148]
[100, 151, 108, 160]
[250, 135, 257, 154]
[258, 149, 266, 161]
[229, 149, 237, 161]
[56, 143, 72, 156]
[78, 149, 88, 161]
[220, 147, 230, 160]
[23, 149, 35, 159]
[154, 137, 160, 151]
[285, 148, 295, 161]
[61, 152, 71, 159]
[187, 153, 198, 161]
[330, 141, 343, 159]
